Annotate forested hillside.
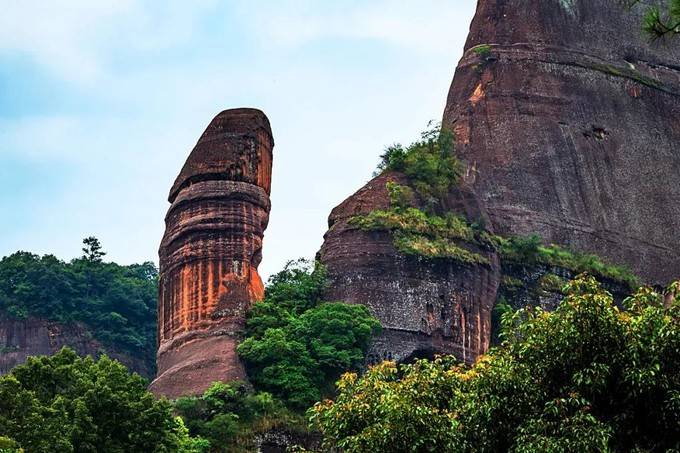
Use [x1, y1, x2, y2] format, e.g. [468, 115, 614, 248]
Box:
[0, 238, 157, 374]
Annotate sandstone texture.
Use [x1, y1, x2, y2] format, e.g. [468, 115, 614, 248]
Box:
[319, 172, 500, 364]
[444, 0, 680, 284]
[0, 314, 151, 377]
[150, 108, 273, 399]
[319, 0, 680, 365]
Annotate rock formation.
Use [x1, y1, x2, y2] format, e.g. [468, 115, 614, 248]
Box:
[0, 314, 152, 377]
[150, 108, 273, 399]
[319, 0, 680, 365]
[443, 0, 680, 284]
[319, 172, 500, 364]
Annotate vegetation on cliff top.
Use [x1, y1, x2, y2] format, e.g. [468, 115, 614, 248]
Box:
[354, 126, 639, 288]
[311, 276, 680, 452]
[0, 238, 157, 373]
[238, 259, 381, 411]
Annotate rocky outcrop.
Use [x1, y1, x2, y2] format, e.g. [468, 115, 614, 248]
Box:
[0, 313, 151, 377]
[319, 172, 500, 364]
[319, 0, 680, 365]
[443, 0, 680, 285]
[150, 108, 273, 399]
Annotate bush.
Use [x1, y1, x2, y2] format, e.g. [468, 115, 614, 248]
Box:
[375, 123, 462, 205]
[174, 381, 290, 452]
[0, 348, 196, 452]
[0, 240, 158, 372]
[238, 260, 381, 410]
[311, 276, 680, 452]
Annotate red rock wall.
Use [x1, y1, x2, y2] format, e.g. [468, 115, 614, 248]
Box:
[150, 108, 273, 399]
[318, 173, 500, 364]
[0, 313, 151, 377]
[319, 0, 680, 366]
[443, 0, 680, 284]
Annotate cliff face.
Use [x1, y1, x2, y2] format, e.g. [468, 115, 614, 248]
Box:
[319, 0, 680, 365]
[319, 172, 500, 364]
[444, 0, 680, 284]
[0, 314, 151, 377]
[150, 108, 273, 399]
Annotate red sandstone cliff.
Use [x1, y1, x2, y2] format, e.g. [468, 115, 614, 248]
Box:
[150, 108, 273, 399]
[319, 0, 680, 366]
[444, 0, 680, 284]
[0, 313, 151, 377]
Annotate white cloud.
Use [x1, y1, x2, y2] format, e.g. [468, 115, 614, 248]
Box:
[0, 1, 478, 278]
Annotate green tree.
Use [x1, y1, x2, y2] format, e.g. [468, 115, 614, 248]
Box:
[375, 122, 462, 207]
[237, 260, 381, 410]
[0, 243, 158, 373]
[81, 237, 106, 263]
[311, 275, 680, 452]
[173, 381, 295, 452]
[629, 0, 680, 39]
[0, 348, 197, 453]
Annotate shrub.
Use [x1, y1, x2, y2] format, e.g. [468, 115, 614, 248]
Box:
[311, 276, 680, 452]
[238, 260, 381, 411]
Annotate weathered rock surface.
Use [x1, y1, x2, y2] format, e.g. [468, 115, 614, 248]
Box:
[0, 313, 151, 377]
[444, 0, 680, 285]
[150, 108, 273, 399]
[319, 172, 500, 364]
[319, 0, 680, 365]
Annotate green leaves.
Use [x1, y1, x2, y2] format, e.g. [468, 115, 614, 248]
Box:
[0, 241, 158, 373]
[238, 260, 381, 411]
[375, 122, 462, 206]
[312, 275, 680, 452]
[0, 348, 190, 453]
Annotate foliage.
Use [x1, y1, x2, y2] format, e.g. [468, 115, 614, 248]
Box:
[628, 0, 680, 40]
[311, 275, 680, 452]
[0, 347, 197, 453]
[375, 122, 463, 205]
[349, 204, 492, 265]
[500, 234, 639, 287]
[238, 260, 381, 411]
[173, 381, 300, 453]
[0, 238, 158, 371]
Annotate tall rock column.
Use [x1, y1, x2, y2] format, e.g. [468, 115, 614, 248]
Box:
[150, 108, 273, 399]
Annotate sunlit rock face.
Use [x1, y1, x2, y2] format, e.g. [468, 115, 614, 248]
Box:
[444, 0, 680, 285]
[150, 108, 273, 399]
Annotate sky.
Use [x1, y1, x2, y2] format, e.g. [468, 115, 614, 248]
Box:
[0, 0, 477, 280]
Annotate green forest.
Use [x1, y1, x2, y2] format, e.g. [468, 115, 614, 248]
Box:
[0, 238, 157, 372]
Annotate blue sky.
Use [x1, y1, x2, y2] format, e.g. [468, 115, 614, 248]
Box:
[0, 0, 477, 279]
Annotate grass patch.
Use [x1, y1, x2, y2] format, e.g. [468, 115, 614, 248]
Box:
[499, 234, 639, 288]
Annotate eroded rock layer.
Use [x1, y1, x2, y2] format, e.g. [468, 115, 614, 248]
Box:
[444, 0, 680, 284]
[150, 108, 273, 399]
[319, 173, 500, 364]
[0, 314, 151, 377]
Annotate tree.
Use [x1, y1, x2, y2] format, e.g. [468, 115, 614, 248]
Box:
[628, 0, 680, 40]
[237, 260, 381, 410]
[311, 275, 680, 452]
[0, 247, 158, 373]
[81, 237, 106, 263]
[173, 381, 294, 452]
[0, 348, 198, 452]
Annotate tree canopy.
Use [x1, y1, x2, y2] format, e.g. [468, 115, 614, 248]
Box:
[0, 348, 201, 453]
[237, 260, 381, 411]
[311, 275, 680, 452]
[0, 238, 158, 372]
